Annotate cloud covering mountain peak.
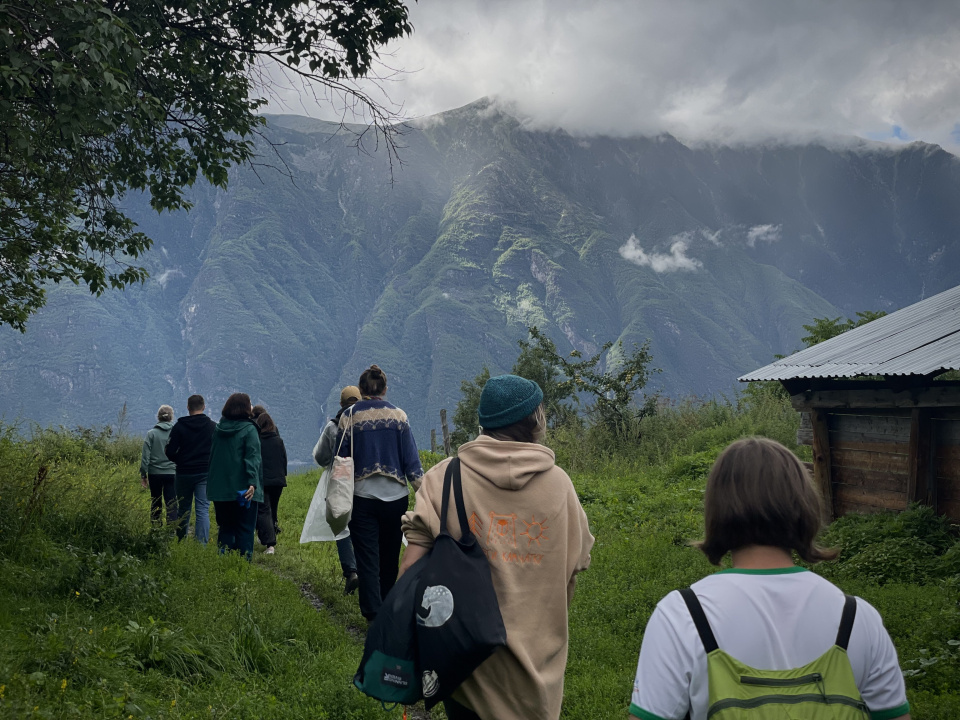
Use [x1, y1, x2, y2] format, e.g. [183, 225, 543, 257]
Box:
[265, 0, 960, 152]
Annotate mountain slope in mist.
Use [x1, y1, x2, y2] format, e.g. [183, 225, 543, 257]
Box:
[2, 99, 958, 456]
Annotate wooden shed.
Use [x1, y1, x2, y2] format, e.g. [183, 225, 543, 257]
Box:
[740, 285, 960, 521]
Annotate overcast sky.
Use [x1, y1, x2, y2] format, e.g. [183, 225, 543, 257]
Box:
[264, 0, 960, 150]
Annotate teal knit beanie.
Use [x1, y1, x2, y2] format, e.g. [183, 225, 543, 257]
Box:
[478, 375, 544, 429]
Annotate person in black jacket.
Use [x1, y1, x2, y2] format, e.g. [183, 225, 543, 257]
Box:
[255, 411, 287, 555]
[165, 394, 217, 544]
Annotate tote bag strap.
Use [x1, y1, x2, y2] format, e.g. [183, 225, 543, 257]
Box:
[334, 406, 355, 463]
[439, 458, 470, 539]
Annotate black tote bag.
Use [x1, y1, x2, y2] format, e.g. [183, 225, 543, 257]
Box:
[414, 458, 507, 709]
[353, 553, 425, 705]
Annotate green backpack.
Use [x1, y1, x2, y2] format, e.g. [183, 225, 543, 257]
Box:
[680, 588, 870, 719]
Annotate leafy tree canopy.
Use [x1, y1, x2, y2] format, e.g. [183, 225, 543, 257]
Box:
[0, 0, 412, 330]
[452, 327, 658, 447]
[451, 365, 489, 449]
[800, 310, 888, 348]
[743, 310, 890, 406]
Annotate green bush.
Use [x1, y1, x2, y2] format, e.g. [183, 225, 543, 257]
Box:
[63, 545, 171, 610]
[817, 504, 960, 586]
[418, 449, 446, 471]
[0, 422, 166, 559]
[833, 537, 941, 585]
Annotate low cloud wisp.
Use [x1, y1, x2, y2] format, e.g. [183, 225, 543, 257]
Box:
[746, 224, 782, 247]
[619, 235, 703, 273]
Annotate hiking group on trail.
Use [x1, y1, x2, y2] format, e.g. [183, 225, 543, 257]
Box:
[140, 366, 911, 720]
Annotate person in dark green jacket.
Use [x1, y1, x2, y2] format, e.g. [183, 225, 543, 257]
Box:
[208, 392, 263, 560]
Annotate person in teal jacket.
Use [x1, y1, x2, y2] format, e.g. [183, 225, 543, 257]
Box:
[140, 405, 178, 527]
[208, 392, 263, 560]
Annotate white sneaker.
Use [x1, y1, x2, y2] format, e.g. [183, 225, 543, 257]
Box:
[265, 546, 275, 555]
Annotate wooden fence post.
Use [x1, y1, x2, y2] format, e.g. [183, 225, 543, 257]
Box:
[431, 429, 438, 454]
[440, 409, 452, 457]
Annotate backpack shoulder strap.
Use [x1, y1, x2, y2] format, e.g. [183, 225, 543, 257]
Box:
[438, 458, 470, 539]
[450, 458, 469, 536]
[679, 587, 719, 654]
[835, 594, 857, 650]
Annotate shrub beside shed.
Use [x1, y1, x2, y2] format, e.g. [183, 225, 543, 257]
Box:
[740, 285, 960, 521]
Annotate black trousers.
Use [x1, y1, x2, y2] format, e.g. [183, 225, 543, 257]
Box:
[256, 486, 283, 546]
[443, 698, 482, 720]
[348, 495, 408, 620]
[147, 473, 177, 526]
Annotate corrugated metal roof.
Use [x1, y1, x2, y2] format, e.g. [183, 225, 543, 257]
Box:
[739, 284, 960, 382]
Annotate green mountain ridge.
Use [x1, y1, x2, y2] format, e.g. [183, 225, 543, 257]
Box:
[2, 99, 958, 458]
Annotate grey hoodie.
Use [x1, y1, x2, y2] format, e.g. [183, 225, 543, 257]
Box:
[140, 421, 176, 476]
[403, 435, 594, 720]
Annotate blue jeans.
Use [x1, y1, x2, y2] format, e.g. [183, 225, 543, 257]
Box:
[213, 500, 258, 561]
[175, 472, 210, 544]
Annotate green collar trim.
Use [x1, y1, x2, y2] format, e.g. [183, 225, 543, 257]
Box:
[716, 566, 809, 575]
[629, 704, 670, 720]
[870, 702, 910, 720]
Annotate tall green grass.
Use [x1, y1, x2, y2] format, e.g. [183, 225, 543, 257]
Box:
[0, 425, 400, 719]
[550, 385, 807, 472]
[1, 399, 958, 719]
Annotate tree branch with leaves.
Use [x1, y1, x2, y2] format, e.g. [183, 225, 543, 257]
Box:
[0, 0, 413, 329]
[452, 327, 659, 447]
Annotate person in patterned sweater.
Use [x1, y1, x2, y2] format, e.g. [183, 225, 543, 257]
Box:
[336, 365, 423, 621]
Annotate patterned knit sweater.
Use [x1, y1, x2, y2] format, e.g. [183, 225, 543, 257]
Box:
[336, 398, 423, 488]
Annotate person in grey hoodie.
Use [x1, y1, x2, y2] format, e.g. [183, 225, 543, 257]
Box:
[140, 405, 178, 527]
[312, 385, 362, 594]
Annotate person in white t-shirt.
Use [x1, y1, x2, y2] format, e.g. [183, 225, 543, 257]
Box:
[629, 437, 911, 720]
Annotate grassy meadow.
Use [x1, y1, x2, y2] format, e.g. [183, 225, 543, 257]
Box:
[1, 392, 959, 719]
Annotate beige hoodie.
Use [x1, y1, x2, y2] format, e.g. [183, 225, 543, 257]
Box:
[402, 435, 594, 720]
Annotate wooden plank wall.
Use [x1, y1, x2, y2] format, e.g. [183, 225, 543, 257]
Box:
[827, 412, 910, 515]
[934, 416, 960, 522]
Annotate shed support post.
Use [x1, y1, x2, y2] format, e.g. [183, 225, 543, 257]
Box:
[907, 409, 934, 508]
[811, 409, 834, 518]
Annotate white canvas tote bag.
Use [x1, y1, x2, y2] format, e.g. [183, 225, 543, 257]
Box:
[325, 407, 355, 535]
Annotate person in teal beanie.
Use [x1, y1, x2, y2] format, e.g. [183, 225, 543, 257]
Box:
[401, 374, 594, 720]
[207, 392, 263, 560]
[476, 374, 544, 429]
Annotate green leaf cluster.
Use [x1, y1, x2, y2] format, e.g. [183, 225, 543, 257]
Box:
[0, 0, 413, 329]
[452, 326, 658, 447]
[800, 310, 888, 348]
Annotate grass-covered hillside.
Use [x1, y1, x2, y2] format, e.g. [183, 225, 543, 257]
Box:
[2, 394, 958, 718]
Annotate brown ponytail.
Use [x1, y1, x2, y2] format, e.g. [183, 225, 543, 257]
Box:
[359, 364, 387, 397]
[255, 411, 278, 434]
